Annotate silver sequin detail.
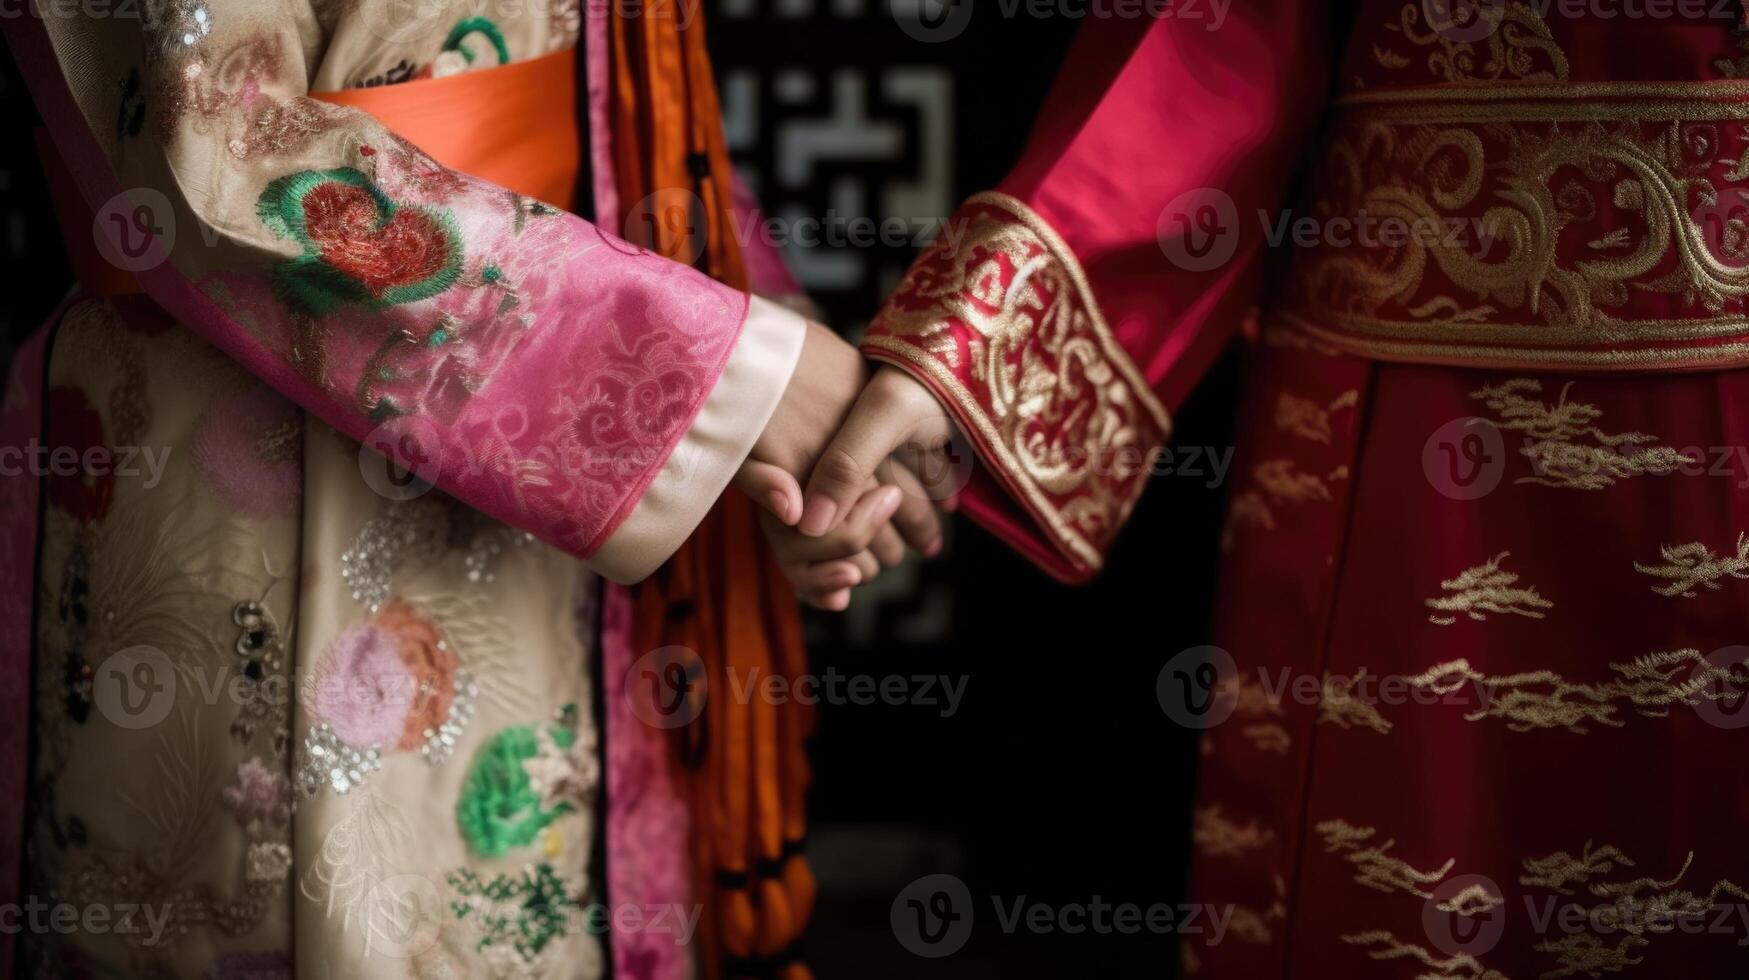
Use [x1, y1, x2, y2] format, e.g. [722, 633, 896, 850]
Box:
[420, 668, 478, 766]
[339, 503, 429, 613]
[297, 723, 381, 798]
[464, 529, 536, 585]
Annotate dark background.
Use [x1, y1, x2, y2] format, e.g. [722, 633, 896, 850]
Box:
[709, 5, 1234, 975]
[0, 3, 1236, 973]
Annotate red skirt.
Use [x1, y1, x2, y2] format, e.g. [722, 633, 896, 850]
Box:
[1183, 336, 1749, 978]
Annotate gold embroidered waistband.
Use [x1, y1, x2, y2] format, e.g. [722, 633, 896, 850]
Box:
[1277, 81, 1749, 370]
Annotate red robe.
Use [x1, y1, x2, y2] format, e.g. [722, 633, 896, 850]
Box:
[864, 3, 1749, 976]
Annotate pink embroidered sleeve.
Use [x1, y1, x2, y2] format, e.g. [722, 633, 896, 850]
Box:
[861, 7, 1332, 582]
[8, 2, 802, 582]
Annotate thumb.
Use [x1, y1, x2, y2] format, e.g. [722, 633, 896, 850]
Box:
[735, 459, 804, 525]
[798, 381, 917, 537]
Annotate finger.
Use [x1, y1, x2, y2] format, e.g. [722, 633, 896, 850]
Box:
[799, 383, 918, 536]
[804, 587, 853, 612]
[788, 559, 862, 594]
[869, 524, 905, 568]
[845, 549, 881, 583]
[878, 460, 943, 557]
[734, 459, 803, 525]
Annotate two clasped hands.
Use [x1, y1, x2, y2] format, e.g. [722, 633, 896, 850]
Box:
[732, 319, 961, 610]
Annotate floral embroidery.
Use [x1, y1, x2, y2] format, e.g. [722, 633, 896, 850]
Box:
[301, 598, 477, 795]
[256, 168, 462, 317]
[1425, 551, 1552, 624]
[314, 620, 422, 750]
[44, 386, 115, 523]
[1634, 533, 1749, 598]
[447, 862, 588, 970]
[222, 758, 292, 837]
[456, 721, 588, 858]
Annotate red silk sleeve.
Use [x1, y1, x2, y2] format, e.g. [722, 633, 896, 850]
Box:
[862, 5, 1334, 582]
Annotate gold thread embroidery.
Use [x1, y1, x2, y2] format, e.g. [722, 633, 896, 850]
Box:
[1317, 820, 1455, 899]
[1221, 490, 1274, 553]
[1279, 85, 1749, 368]
[1472, 380, 1694, 489]
[1634, 532, 1749, 597]
[1407, 650, 1748, 733]
[1242, 723, 1292, 753]
[1319, 672, 1395, 734]
[1193, 805, 1275, 859]
[862, 192, 1170, 576]
[1253, 458, 1335, 504]
[1380, 0, 1568, 85]
[1340, 931, 1511, 979]
[1426, 551, 1552, 625]
[1274, 390, 1359, 443]
[1521, 846, 1749, 978]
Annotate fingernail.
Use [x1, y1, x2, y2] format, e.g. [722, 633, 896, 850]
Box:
[923, 537, 942, 558]
[874, 486, 903, 520]
[800, 495, 837, 536]
[767, 489, 793, 524]
[825, 589, 851, 611]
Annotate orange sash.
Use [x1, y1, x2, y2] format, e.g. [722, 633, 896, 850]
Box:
[311, 48, 580, 210]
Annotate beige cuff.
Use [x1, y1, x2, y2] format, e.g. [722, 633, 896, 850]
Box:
[589, 295, 808, 583]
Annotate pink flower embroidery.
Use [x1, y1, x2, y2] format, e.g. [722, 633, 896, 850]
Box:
[222, 758, 292, 836]
[312, 599, 456, 753]
[312, 623, 414, 750]
[43, 386, 114, 523]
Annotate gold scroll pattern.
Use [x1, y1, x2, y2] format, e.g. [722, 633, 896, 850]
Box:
[862, 192, 1170, 577]
[1370, 0, 1570, 86]
[1278, 89, 1749, 368]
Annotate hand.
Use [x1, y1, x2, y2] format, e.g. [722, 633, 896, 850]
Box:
[734, 322, 941, 607]
[797, 365, 961, 541]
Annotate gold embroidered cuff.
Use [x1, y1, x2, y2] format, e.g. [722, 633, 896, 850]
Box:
[861, 191, 1171, 579]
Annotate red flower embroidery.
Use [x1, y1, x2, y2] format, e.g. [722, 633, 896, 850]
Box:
[44, 386, 114, 523]
[302, 181, 454, 297]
